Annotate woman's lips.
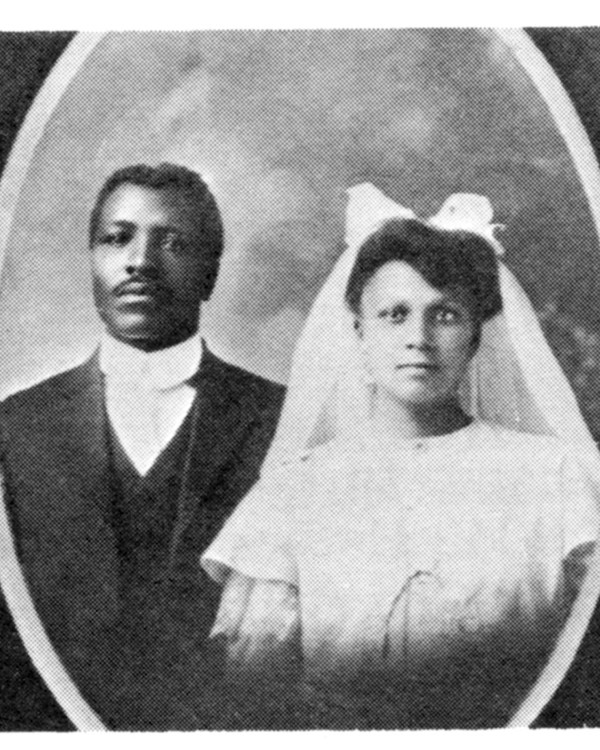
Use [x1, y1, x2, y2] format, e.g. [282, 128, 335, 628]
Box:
[395, 362, 438, 370]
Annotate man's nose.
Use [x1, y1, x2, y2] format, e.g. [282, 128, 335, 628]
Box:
[125, 232, 158, 275]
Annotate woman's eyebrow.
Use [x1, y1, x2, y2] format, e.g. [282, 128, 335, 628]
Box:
[154, 224, 184, 234]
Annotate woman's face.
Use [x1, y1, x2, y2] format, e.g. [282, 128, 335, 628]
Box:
[357, 260, 478, 407]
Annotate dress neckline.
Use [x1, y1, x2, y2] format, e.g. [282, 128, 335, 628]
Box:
[360, 417, 486, 454]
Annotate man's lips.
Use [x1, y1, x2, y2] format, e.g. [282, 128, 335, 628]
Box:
[115, 281, 169, 300]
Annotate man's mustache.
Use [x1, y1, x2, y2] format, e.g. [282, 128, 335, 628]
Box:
[114, 275, 171, 300]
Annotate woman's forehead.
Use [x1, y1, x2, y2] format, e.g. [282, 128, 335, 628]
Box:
[360, 260, 469, 308]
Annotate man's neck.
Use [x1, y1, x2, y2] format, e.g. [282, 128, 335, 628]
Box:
[112, 326, 200, 354]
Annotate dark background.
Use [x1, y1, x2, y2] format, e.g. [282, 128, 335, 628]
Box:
[1, 29, 600, 730]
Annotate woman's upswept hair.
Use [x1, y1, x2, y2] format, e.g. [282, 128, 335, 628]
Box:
[345, 218, 503, 328]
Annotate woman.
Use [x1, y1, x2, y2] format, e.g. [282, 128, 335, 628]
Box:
[201, 185, 599, 728]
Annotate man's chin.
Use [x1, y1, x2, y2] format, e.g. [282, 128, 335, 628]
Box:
[104, 317, 197, 352]
[104, 321, 171, 351]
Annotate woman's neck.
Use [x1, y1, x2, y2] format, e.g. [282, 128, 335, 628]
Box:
[371, 390, 471, 440]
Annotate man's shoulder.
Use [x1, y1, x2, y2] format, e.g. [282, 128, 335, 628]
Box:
[1, 358, 97, 419]
[204, 349, 286, 408]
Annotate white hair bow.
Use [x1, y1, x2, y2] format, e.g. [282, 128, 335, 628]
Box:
[264, 181, 596, 473]
[346, 183, 506, 257]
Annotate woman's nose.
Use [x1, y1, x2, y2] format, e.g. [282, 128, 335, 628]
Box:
[404, 314, 432, 350]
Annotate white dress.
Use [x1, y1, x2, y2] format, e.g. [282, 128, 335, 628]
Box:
[202, 420, 599, 727]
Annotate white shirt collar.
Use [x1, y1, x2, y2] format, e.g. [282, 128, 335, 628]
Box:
[99, 331, 202, 390]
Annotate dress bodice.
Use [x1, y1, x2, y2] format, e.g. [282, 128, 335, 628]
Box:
[203, 421, 599, 725]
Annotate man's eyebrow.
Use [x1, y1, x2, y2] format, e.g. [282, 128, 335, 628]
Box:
[105, 220, 183, 233]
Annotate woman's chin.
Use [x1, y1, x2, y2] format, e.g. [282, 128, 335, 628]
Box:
[379, 384, 447, 408]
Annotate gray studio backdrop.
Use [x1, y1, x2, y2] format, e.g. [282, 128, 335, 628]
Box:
[1, 30, 599, 433]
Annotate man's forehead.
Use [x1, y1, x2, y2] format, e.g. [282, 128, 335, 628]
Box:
[99, 183, 198, 227]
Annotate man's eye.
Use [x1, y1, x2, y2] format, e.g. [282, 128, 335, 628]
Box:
[99, 230, 130, 247]
[161, 234, 187, 253]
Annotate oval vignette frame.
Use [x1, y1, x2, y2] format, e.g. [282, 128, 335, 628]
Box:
[0, 29, 600, 731]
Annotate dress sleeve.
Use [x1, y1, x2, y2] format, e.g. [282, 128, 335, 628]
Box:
[201, 463, 300, 586]
[201, 461, 305, 692]
[210, 571, 301, 683]
[560, 449, 600, 558]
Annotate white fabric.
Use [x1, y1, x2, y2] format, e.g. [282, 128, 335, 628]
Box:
[99, 333, 201, 475]
[263, 184, 600, 471]
[201, 184, 600, 718]
[203, 421, 599, 682]
[211, 572, 300, 678]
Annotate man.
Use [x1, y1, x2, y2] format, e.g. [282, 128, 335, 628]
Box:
[0, 163, 285, 728]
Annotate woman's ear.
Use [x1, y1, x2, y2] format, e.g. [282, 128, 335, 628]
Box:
[469, 324, 482, 358]
[354, 316, 364, 338]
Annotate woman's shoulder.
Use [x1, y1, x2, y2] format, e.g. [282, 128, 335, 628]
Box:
[473, 420, 551, 444]
[258, 434, 366, 502]
[269, 432, 365, 471]
[471, 420, 592, 467]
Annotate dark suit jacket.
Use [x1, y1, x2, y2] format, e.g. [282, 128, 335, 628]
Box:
[0, 347, 285, 728]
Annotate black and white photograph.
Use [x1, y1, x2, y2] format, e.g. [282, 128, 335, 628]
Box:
[1, 26, 600, 732]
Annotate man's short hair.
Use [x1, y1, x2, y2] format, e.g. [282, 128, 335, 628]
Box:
[89, 163, 224, 300]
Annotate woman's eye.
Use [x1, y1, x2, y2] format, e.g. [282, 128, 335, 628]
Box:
[435, 308, 460, 324]
[379, 306, 409, 323]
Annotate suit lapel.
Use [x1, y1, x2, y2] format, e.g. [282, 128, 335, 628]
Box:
[42, 350, 257, 567]
[9, 355, 121, 634]
[169, 350, 260, 559]
[50, 354, 114, 527]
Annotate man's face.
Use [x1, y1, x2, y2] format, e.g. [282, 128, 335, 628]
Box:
[91, 184, 211, 351]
